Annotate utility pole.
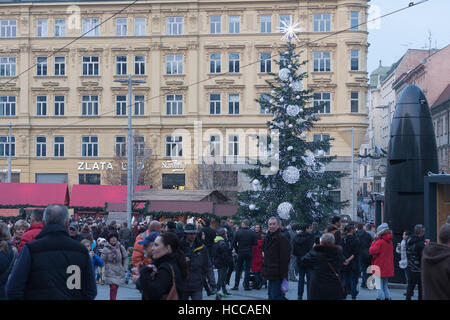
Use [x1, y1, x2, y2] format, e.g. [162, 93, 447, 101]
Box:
[7, 122, 12, 183]
[351, 126, 355, 221]
[114, 76, 146, 228]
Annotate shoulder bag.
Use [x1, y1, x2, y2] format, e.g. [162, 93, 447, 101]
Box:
[162, 264, 179, 300]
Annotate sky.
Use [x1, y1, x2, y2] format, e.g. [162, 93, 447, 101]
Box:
[367, 0, 450, 73]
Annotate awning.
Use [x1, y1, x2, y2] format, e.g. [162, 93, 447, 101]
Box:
[0, 183, 69, 207]
[69, 185, 150, 208]
[148, 201, 214, 214]
[214, 204, 239, 217]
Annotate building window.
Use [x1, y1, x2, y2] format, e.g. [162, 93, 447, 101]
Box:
[134, 135, 145, 157]
[209, 54, 221, 73]
[351, 11, 359, 30]
[0, 172, 19, 183]
[82, 56, 99, 76]
[36, 57, 47, 76]
[351, 50, 359, 71]
[82, 18, 99, 36]
[166, 94, 183, 115]
[115, 136, 126, 157]
[228, 53, 240, 73]
[260, 53, 271, 73]
[116, 18, 127, 36]
[165, 136, 182, 157]
[0, 96, 15, 116]
[134, 56, 145, 75]
[82, 136, 98, 157]
[54, 95, 65, 116]
[314, 14, 331, 32]
[116, 56, 127, 75]
[313, 92, 331, 114]
[115, 95, 127, 116]
[260, 15, 272, 33]
[82, 95, 98, 116]
[313, 134, 330, 155]
[209, 94, 221, 115]
[351, 92, 359, 113]
[36, 19, 48, 37]
[228, 135, 239, 156]
[0, 57, 16, 77]
[54, 136, 64, 157]
[0, 20, 17, 38]
[166, 54, 183, 75]
[0, 136, 15, 157]
[79, 173, 100, 185]
[228, 94, 240, 114]
[313, 51, 331, 72]
[54, 56, 65, 76]
[166, 17, 183, 35]
[259, 93, 271, 114]
[36, 136, 46, 157]
[162, 173, 185, 189]
[54, 19, 66, 37]
[210, 16, 221, 34]
[134, 95, 144, 115]
[210, 135, 221, 156]
[228, 16, 240, 34]
[279, 14, 291, 30]
[36, 95, 47, 116]
[134, 18, 146, 36]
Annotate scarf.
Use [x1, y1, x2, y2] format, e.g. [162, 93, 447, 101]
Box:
[107, 243, 122, 264]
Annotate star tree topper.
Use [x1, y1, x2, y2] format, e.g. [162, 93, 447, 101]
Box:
[279, 19, 303, 42]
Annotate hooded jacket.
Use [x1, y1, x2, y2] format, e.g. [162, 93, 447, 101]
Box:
[18, 222, 44, 253]
[301, 245, 346, 300]
[213, 236, 233, 269]
[406, 235, 425, 273]
[293, 232, 315, 267]
[421, 243, 450, 300]
[369, 232, 394, 278]
[132, 230, 151, 267]
[181, 238, 211, 292]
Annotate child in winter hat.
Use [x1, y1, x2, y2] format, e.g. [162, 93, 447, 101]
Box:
[377, 223, 390, 236]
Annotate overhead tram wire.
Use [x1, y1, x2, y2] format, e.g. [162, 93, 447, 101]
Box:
[2, 0, 430, 129]
[0, 0, 140, 88]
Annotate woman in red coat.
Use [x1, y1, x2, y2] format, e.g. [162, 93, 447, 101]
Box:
[369, 223, 394, 300]
[251, 238, 263, 289]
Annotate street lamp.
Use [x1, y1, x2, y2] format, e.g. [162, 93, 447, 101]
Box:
[343, 127, 355, 221]
[114, 75, 146, 228]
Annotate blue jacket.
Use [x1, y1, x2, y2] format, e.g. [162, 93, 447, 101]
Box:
[92, 254, 104, 268]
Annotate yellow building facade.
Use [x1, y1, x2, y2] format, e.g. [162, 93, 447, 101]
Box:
[0, 0, 369, 217]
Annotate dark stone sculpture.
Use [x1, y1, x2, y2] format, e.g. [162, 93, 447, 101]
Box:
[384, 84, 438, 283]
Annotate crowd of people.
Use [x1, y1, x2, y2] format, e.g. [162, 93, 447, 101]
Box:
[0, 206, 450, 300]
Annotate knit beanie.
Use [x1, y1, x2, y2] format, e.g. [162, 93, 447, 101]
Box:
[377, 223, 389, 236]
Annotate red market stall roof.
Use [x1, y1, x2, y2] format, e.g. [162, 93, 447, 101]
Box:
[214, 204, 239, 217]
[0, 183, 69, 207]
[69, 185, 150, 208]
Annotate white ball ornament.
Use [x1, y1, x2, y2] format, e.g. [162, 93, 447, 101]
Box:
[318, 150, 325, 156]
[252, 179, 260, 185]
[315, 202, 320, 207]
[277, 202, 293, 220]
[288, 124, 293, 128]
[301, 132, 307, 139]
[282, 166, 300, 184]
[286, 105, 300, 117]
[287, 146, 293, 151]
[291, 81, 303, 92]
[327, 184, 332, 188]
[249, 204, 256, 211]
[278, 68, 290, 81]
[296, 95, 301, 99]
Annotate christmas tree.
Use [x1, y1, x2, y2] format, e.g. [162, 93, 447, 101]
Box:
[236, 21, 348, 226]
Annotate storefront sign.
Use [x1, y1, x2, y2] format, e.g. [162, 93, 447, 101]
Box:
[162, 160, 186, 172]
[77, 162, 114, 171]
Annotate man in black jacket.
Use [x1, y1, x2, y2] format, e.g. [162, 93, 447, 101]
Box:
[341, 224, 360, 300]
[181, 223, 212, 300]
[406, 224, 426, 300]
[356, 223, 372, 288]
[261, 217, 290, 300]
[232, 219, 257, 291]
[6, 204, 97, 300]
[293, 224, 315, 299]
[200, 218, 217, 296]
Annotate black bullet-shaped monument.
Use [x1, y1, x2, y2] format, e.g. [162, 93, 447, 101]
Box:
[385, 84, 438, 283]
